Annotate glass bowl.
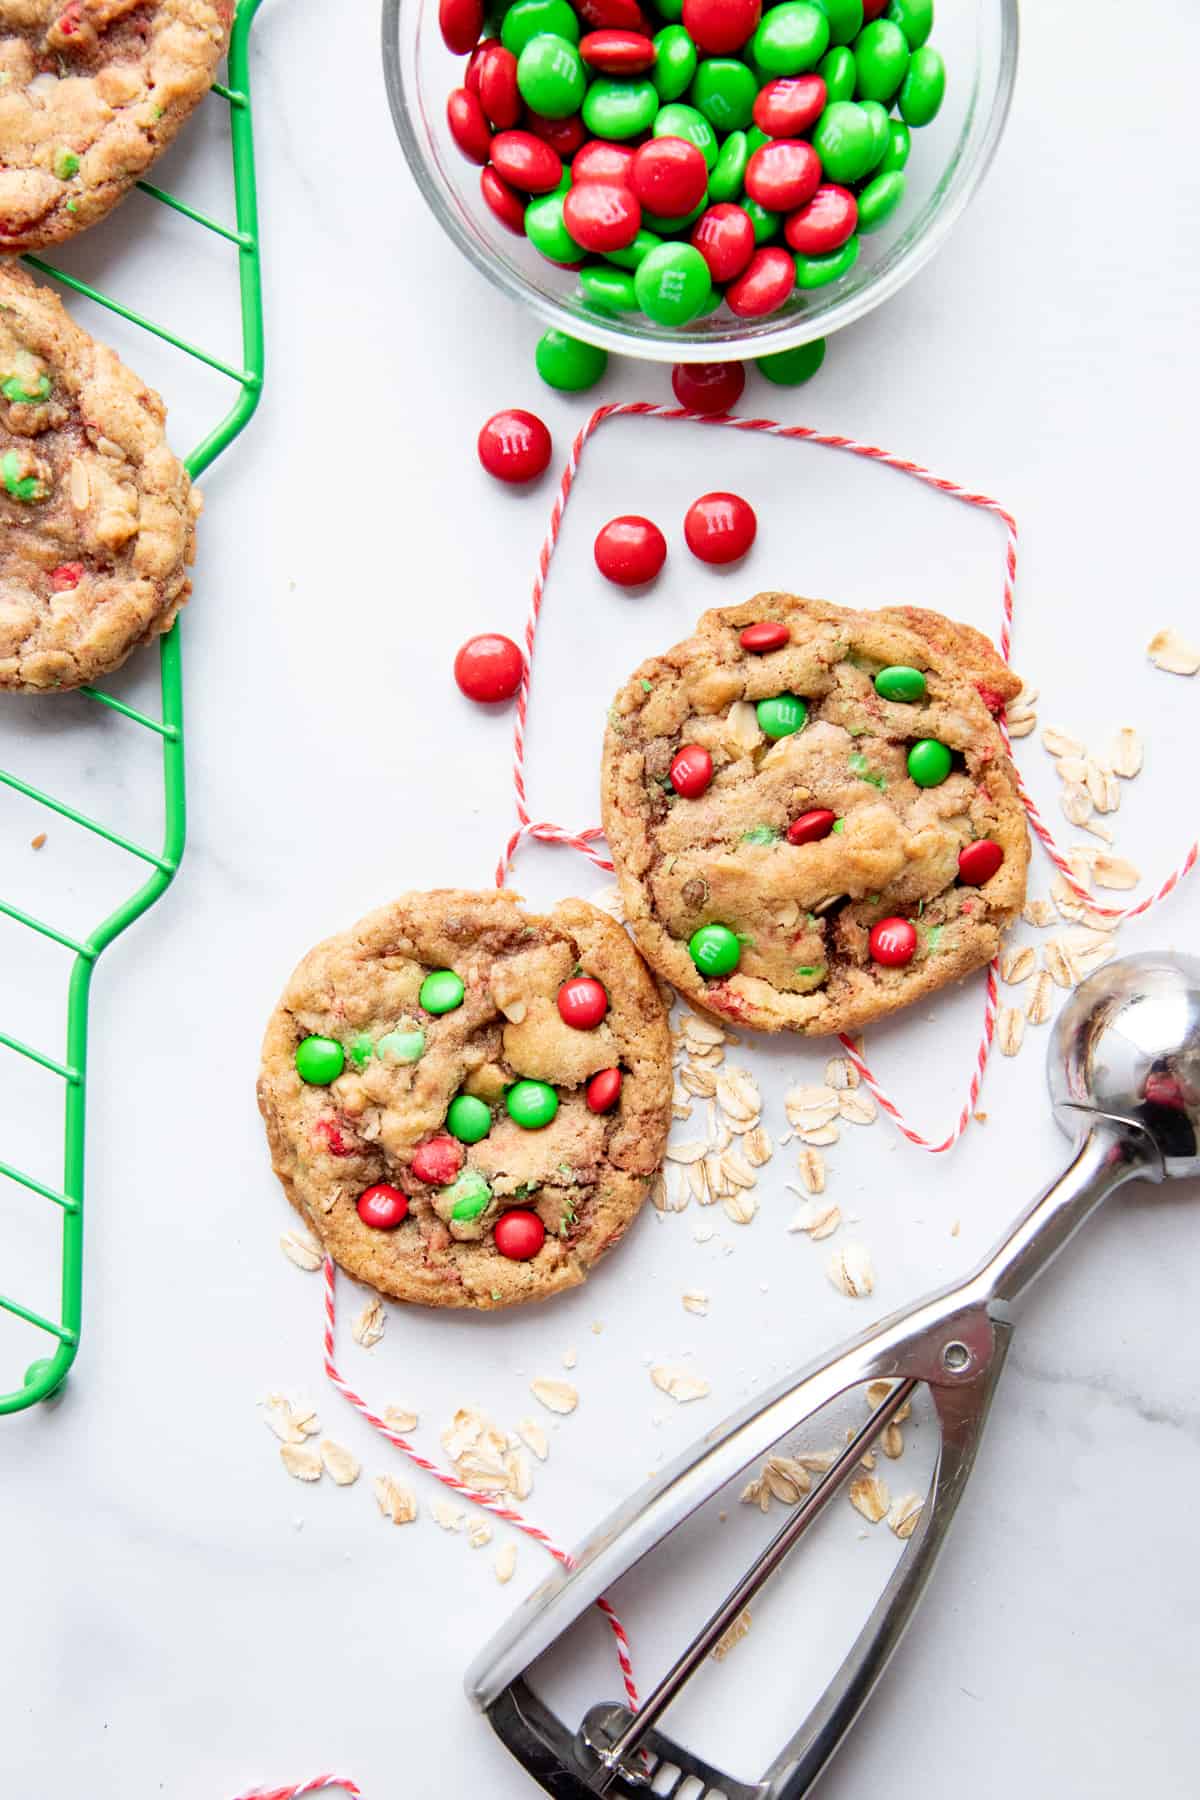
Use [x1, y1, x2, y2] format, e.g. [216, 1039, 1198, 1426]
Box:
[382, 0, 1019, 363]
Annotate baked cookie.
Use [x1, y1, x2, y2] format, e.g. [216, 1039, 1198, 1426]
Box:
[0, 259, 199, 691]
[601, 594, 1030, 1036]
[257, 889, 673, 1311]
[0, 1, 233, 252]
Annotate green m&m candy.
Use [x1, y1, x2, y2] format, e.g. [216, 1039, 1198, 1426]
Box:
[506, 1079, 559, 1129]
[874, 664, 927, 702]
[653, 0, 684, 16]
[583, 77, 659, 139]
[688, 923, 740, 978]
[1, 363, 51, 404]
[757, 337, 826, 385]
[500, 0, 579, 56]
[814, 0, 863, 46]
[524, 188, 579, 262]
[295, 1035, 344, 1085]
[887, 0, 934, 51]
[536, 329, 608, 391]
[652, 24, 697, 101]
[860, 100, 892, 169]
[708, 129, 750, 202]
[811, 101, 878, 183]
[854, 18, 910, 103]
[348, 1033, 375, 1068]
[420, 969, 465, 1014]
[794, 234, 860, 287]
[377, 1027, 426, 1063]
[899, 45, 945, 126]
[642, 197, 708, 234]
[858, 170, 906, 232]
[817, 43, 857, 101]
[752, 2, 830, 76]
[652, 102, 718, 169]
[447, 1093, 492, 1143]
[634, 243, 712, 325]
[517, 34, 585, 118]
[880, 118, 911, 172]
[691, 58, 758, 132]
[603, 227, 663, 269]
[449, 1170, 493, 1222]
[745, 125, 771, 155]
[2, 448, 48, 502]
[756, 694, 808, 739]
[907, 738, 953, 787]
[580, 264, 638, 311]
[742, 197, 780, 243]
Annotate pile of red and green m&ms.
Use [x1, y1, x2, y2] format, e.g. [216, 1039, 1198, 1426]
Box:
[442, 0, 945, 327]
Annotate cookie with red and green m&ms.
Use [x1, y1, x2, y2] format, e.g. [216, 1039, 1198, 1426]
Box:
[257, 889, 672, 1309]
[600, 592, 1028, 1036]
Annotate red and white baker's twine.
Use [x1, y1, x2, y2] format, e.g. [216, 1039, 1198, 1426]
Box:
[495, 401, 1197, 1152]
[231, 1780, 361, 1800]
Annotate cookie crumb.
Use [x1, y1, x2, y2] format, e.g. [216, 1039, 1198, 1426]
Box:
[30, 832, 46, 850]
[681, 1289, 710, 1315]
[561, 1347, 578, 1370]
[711, 1607, 752, 1660]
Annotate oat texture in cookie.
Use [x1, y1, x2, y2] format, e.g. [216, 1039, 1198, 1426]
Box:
[0, 1, 232, 251]
[0, 261, 199, 691]
[257, 889, 673, 1310]
[601, 595, 1029, 1036]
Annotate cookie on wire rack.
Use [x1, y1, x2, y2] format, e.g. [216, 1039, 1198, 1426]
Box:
[258, 889, 674, 1311]
[0, 0, 233, 252]
[0, 259, 199, 691]
[601, 593, 1030, 1037]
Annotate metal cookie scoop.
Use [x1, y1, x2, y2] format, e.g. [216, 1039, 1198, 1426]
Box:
[467, 953, 1200, 1799]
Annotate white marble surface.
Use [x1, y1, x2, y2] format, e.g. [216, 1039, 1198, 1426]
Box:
[3, 3, 1199, 1796]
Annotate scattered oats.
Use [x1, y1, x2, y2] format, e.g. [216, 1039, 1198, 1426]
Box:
[1006, 710, 1036, 738]
[1013, 680, 1039, 709]
[279, 1443, 322, 1482]
[373, 1475, 417, 1524]
[1147, 627, 1200, 676]
[562, 1347, 578, 1370]
[1091, 853, 1140, 891]
[1025, 970, 1054, 1026]
[1071, 935, 1117, 977]
[763, 1456, 812, 1504]
[651, 1365, 711, 1403]
[1043, 939, 1078, 989]
[837, 1087, 877, 1126]
[787, 1196, 841, 1239]
[1059, 781, 1093, 827]
[716, 1068, 761, 1122]
[1000, 945, 1036, 985]
[686, 1160, 711, 1205]
[352, 1296, 386, 1349]
[682, 1289, 710, 1316]
[795, 1147, 826, 1195]
[1055, 754, 1089, 784]
[494, 1543, 518, 1584]
[1023, 897, 1056, 928]
[382, 1404, 419, 1435]
[858, 1448, 876, 1472]
[505, 1450, 533, 1501]
[798, 1451, 837, 1473]
[720, 1147, 757, 1190]
[531, 1378, 578, 1415]
[279, 1227, 322, 1272]
[712, 1607, 753, 1661]
[682, 1015, 729, 1048]
[888, 1493, 924, 1539]
[30, 832, 46, 850]
[951, 1218, 961, 1237]
[692, 1222, 715, 1244]
[680, 1065, 717, 1098]
[798, 1122, 840, 1147]
[432, 1499, 466, 1532]
[827, 1242, 875, 1298]
[468, 1520, 493, 1549]
[1085, 760, 1119, 815]
[997, 1006, 1025, 1057]
[320, 1440, 361, 1486]
[824, 1055, 859, 1090]
[725, 698, 765, 749]
[785, 1083, 839, 1129]
[1081, 815, 1117, 844]
[740, 1472, 771, 1512]
[881, 1423, 905, 1460]
[443, 1407, 517, 1493]
[517, 1418, 549, 1461]
[667, 1140, 707, 1165]
[1065, 847, 1095, 889]
[1042, 725, 1086, 759]
[848, 1474, 890, 1523]
[1109, 727, 1143, 779]
[742, 1125, 773, 1167]
[704, 1153, 730, 1200]
[672, 1099, 693, 1122]
[722, 1189, 758, 1225]
[261, 1393, 320, 1444]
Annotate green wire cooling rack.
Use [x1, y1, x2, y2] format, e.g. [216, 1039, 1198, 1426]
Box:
[0, 0, 266, 1415]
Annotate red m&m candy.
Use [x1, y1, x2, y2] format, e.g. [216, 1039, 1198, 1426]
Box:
[357, 1183, 410, 1229]
[558, 976, 609, 1029]
[690, 203, 755, 284]
[630, 137, 709, 217]
[787, 808, 836, 845]
[489, 129, 563, 193]
[576, 0, 647, 26]
[49, 562, 84, 591]
[682, 0, 761, 56]
[684, 491, 757, 564]
[585, 1067, 623, 1112]
[725, 246, 795, 318]
[478, 408, 552, 482]
[447, 88, 492, 163]
[410, 1135, 465, 1186]
[869, 917, 917, 966]
[739, 620, 789, 653]
[480, 166, 526, 234]
[744, 139, 821, 213]
[563, 179, 641, 252]
[475, 43, 520, 125]
[594, 514, 667, 586]
[494, 1208, 546, 1260]
[958, 839, 1004, 886]
[785, 184, 858, 255]
[526, 110, 588, 158]
[671, 361, 745, 414]
[572, 139, 635, 182]
[454, 633, 525, 702]
[579, 28, 656, 72]
[669, 743, 713, 798]
[438, 0, 483, 54]
[753, 74, 826, 138]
